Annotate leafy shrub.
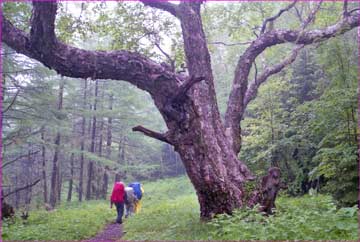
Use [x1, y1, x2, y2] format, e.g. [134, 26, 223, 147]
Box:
[209, 195, 358, 240]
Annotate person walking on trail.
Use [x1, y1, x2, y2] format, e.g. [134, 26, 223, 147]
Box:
[124, 187, 138, 218]
[128, 182, 144, 213]
[110, 180, 126, 224]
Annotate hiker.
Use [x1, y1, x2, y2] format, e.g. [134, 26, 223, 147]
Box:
[124, 187, 138, 218]
[110, 180, 126, 224]
[128, 182, 144, 213]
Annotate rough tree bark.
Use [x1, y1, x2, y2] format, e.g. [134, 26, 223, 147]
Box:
[2, 1, 359, 219]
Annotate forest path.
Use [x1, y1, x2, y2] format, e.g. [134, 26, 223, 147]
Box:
[85, 223, 124, 241]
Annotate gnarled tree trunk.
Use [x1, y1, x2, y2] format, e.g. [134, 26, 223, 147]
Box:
[135, 2, 255, 218]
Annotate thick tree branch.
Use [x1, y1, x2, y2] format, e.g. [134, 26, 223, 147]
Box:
[3, 179, 41, 199]
[244, 45, 304, 108]
[260, 0, 298, 34]
[2, 2, 181, 97]
[132, 125, 172, 144]
[140, 0, 179, 18]
[224, 10, 359, 154]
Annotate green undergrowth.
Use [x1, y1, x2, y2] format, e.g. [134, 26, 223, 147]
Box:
[2, 200, 114, 241]
[123, 176, 358, 240]
[2, 176, 358, 240]
[208, 196, 358, 240]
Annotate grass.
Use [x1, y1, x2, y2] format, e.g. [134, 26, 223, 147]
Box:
[123, 176, 212, 240]
[2, 200, 114, 241]
[2, 176, 358, 240]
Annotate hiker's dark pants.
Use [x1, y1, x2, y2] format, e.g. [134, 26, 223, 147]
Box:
[115, 202, 124, 224]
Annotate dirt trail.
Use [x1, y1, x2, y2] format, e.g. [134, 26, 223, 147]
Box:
[85, 223, 124, 241]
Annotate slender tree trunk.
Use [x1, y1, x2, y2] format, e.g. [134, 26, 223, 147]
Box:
[50, 132, 61, 207]
[86, 157, 94, 200]
[67, 153, 74, 202]
[49, 78, 64, 207]
[85, 96, 93, 200]
[92, 166, 100, 199]
[102, 167, 109, 199]
[15, 175, 20, 209]
[106, 94, 113, 158]
[87, 108, 92, 135]
[26, 182, 33, 208]
[41, 130, 48, 203]
[118, 137, 126, 164]
[98, 119, 104, 156]
[78, 80, 87, 202]
[24, 144, 32, 206]
[98, 84, 105, 156]
[351, 107, 357, 143]
[118, 140, 122, 164]
[121, 137, 126, 163]
[57, 169, 62, 203]
[86, 79, 99, 200]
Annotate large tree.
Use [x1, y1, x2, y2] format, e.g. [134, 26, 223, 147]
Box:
[2, 0, 359, 219]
